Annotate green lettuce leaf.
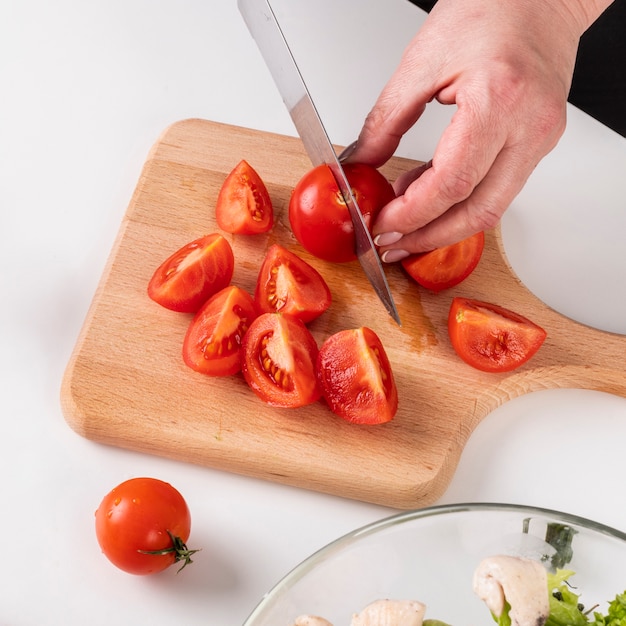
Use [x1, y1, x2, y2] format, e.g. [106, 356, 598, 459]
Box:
[545, 570, 588, 626]
[590, 591, 626, 626]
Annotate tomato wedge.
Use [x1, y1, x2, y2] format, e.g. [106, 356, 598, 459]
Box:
[316, 327, 398, 425]
[183, 286, 257, 376]
[148, 233, 234, 313]
[401, 231, 485, 292]
[254, 244, 332, 323]
[448, 297, 547, 373]
[215, 160, 273, 235]
[241, 313, 320, 408]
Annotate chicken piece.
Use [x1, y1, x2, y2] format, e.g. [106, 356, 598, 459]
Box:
[473, 555, 549, 626]
[292, 616, 334, 626]
[351, 599, 426, 626]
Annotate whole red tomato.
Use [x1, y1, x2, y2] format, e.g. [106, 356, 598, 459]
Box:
[288, 163, 395, 263]
[95, 477, 198, 575]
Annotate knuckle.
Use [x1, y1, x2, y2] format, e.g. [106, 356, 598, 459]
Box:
[438, 167, 476, 203]
[466, 202, 503, 233]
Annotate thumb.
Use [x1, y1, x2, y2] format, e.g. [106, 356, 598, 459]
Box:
[341, 63, 432, 167]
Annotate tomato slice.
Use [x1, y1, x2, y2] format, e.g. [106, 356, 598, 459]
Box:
[316, 327, 398, 424]
[215, 160, 273, 235]
[288, 163, 395, 263]
[241, 313, 321, 408]
[401, 231, 485, 292]
[183, 285, 257, 376]
[148, 233, 234, 313]
[254, 244, 332, 323]
[448, 297, 547, 373]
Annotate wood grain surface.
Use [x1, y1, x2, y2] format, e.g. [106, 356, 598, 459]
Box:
[61, 119, 626, 509]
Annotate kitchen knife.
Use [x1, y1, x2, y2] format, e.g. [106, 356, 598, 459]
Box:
[238, 0, 401, 325]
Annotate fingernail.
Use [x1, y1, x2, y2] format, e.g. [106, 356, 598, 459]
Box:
[373, 231, 403, 246]
[381, 249, 410, 263]
[338, 140, 358, 163]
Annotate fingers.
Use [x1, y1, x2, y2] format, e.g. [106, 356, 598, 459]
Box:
[341, 44, 435, 168]
[373, 101, 509, 241]
[375, 135, 552, 261]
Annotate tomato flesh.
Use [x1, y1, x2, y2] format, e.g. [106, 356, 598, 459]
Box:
[95, 477, 196, 576]
[241, 313, 320, 408]
[289, 163, 395, 263]
[183, 285, 257, 376]
[402, 231, 485, 292]
[215, 159, 273, 235]
[316, 327, 398, 424]
[148, 233, 234, 313]
[448, 297, 547, 373]
[255, 244, 331, 323]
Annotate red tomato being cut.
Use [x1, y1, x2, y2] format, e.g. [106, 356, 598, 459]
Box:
[215, 159, 273, 235]
[402, 231, 485, 292]
[241, 313, 320, 408]
[183, 285, 257, 376]
[289, 163, 395, 263]
[316, 327, 398, 425]
[255, 244, 331, 323]
[95, 477, 198, 576]
[448, 297, 547, 373]
[148, 233, 234, 313]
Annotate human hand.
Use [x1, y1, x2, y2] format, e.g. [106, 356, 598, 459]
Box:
[342, 0, 607, 261]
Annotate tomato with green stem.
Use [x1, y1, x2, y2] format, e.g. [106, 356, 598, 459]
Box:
[95, 477, 198, 575]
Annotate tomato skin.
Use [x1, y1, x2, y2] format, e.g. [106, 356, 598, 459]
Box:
[316, 327, 398, 425]
[215, 160, 273, 235]
[183, 285, 257, 376]
[402, 231, 485, 292]
[95, 477, 195, 576]
[289, 163, 395, 263]
[254, 244, 332, 323]
[148, 233, 234, 313]
[448, 297, 547, 373]
[241, 313, 321, 408]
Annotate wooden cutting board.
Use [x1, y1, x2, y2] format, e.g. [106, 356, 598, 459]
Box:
[61, 119, 626, 509]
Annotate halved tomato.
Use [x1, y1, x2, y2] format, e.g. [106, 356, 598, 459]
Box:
[148, 233, 234, 313]
[448, 297, 547, 373]
[215, 160, 273, 235]
[255, 244, 332, 323]
[316, 327, 398, 424]
[183, 286, 257, 376]
[401, 231, 485, 292]
[241, 313, 320, 408]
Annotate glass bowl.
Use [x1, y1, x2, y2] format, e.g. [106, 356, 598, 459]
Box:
[243, 503, 626, 625]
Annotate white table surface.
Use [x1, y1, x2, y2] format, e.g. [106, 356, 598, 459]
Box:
[2, 1, 625, 624]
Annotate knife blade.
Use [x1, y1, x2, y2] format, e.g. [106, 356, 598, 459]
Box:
[238, 0, 401, 325]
